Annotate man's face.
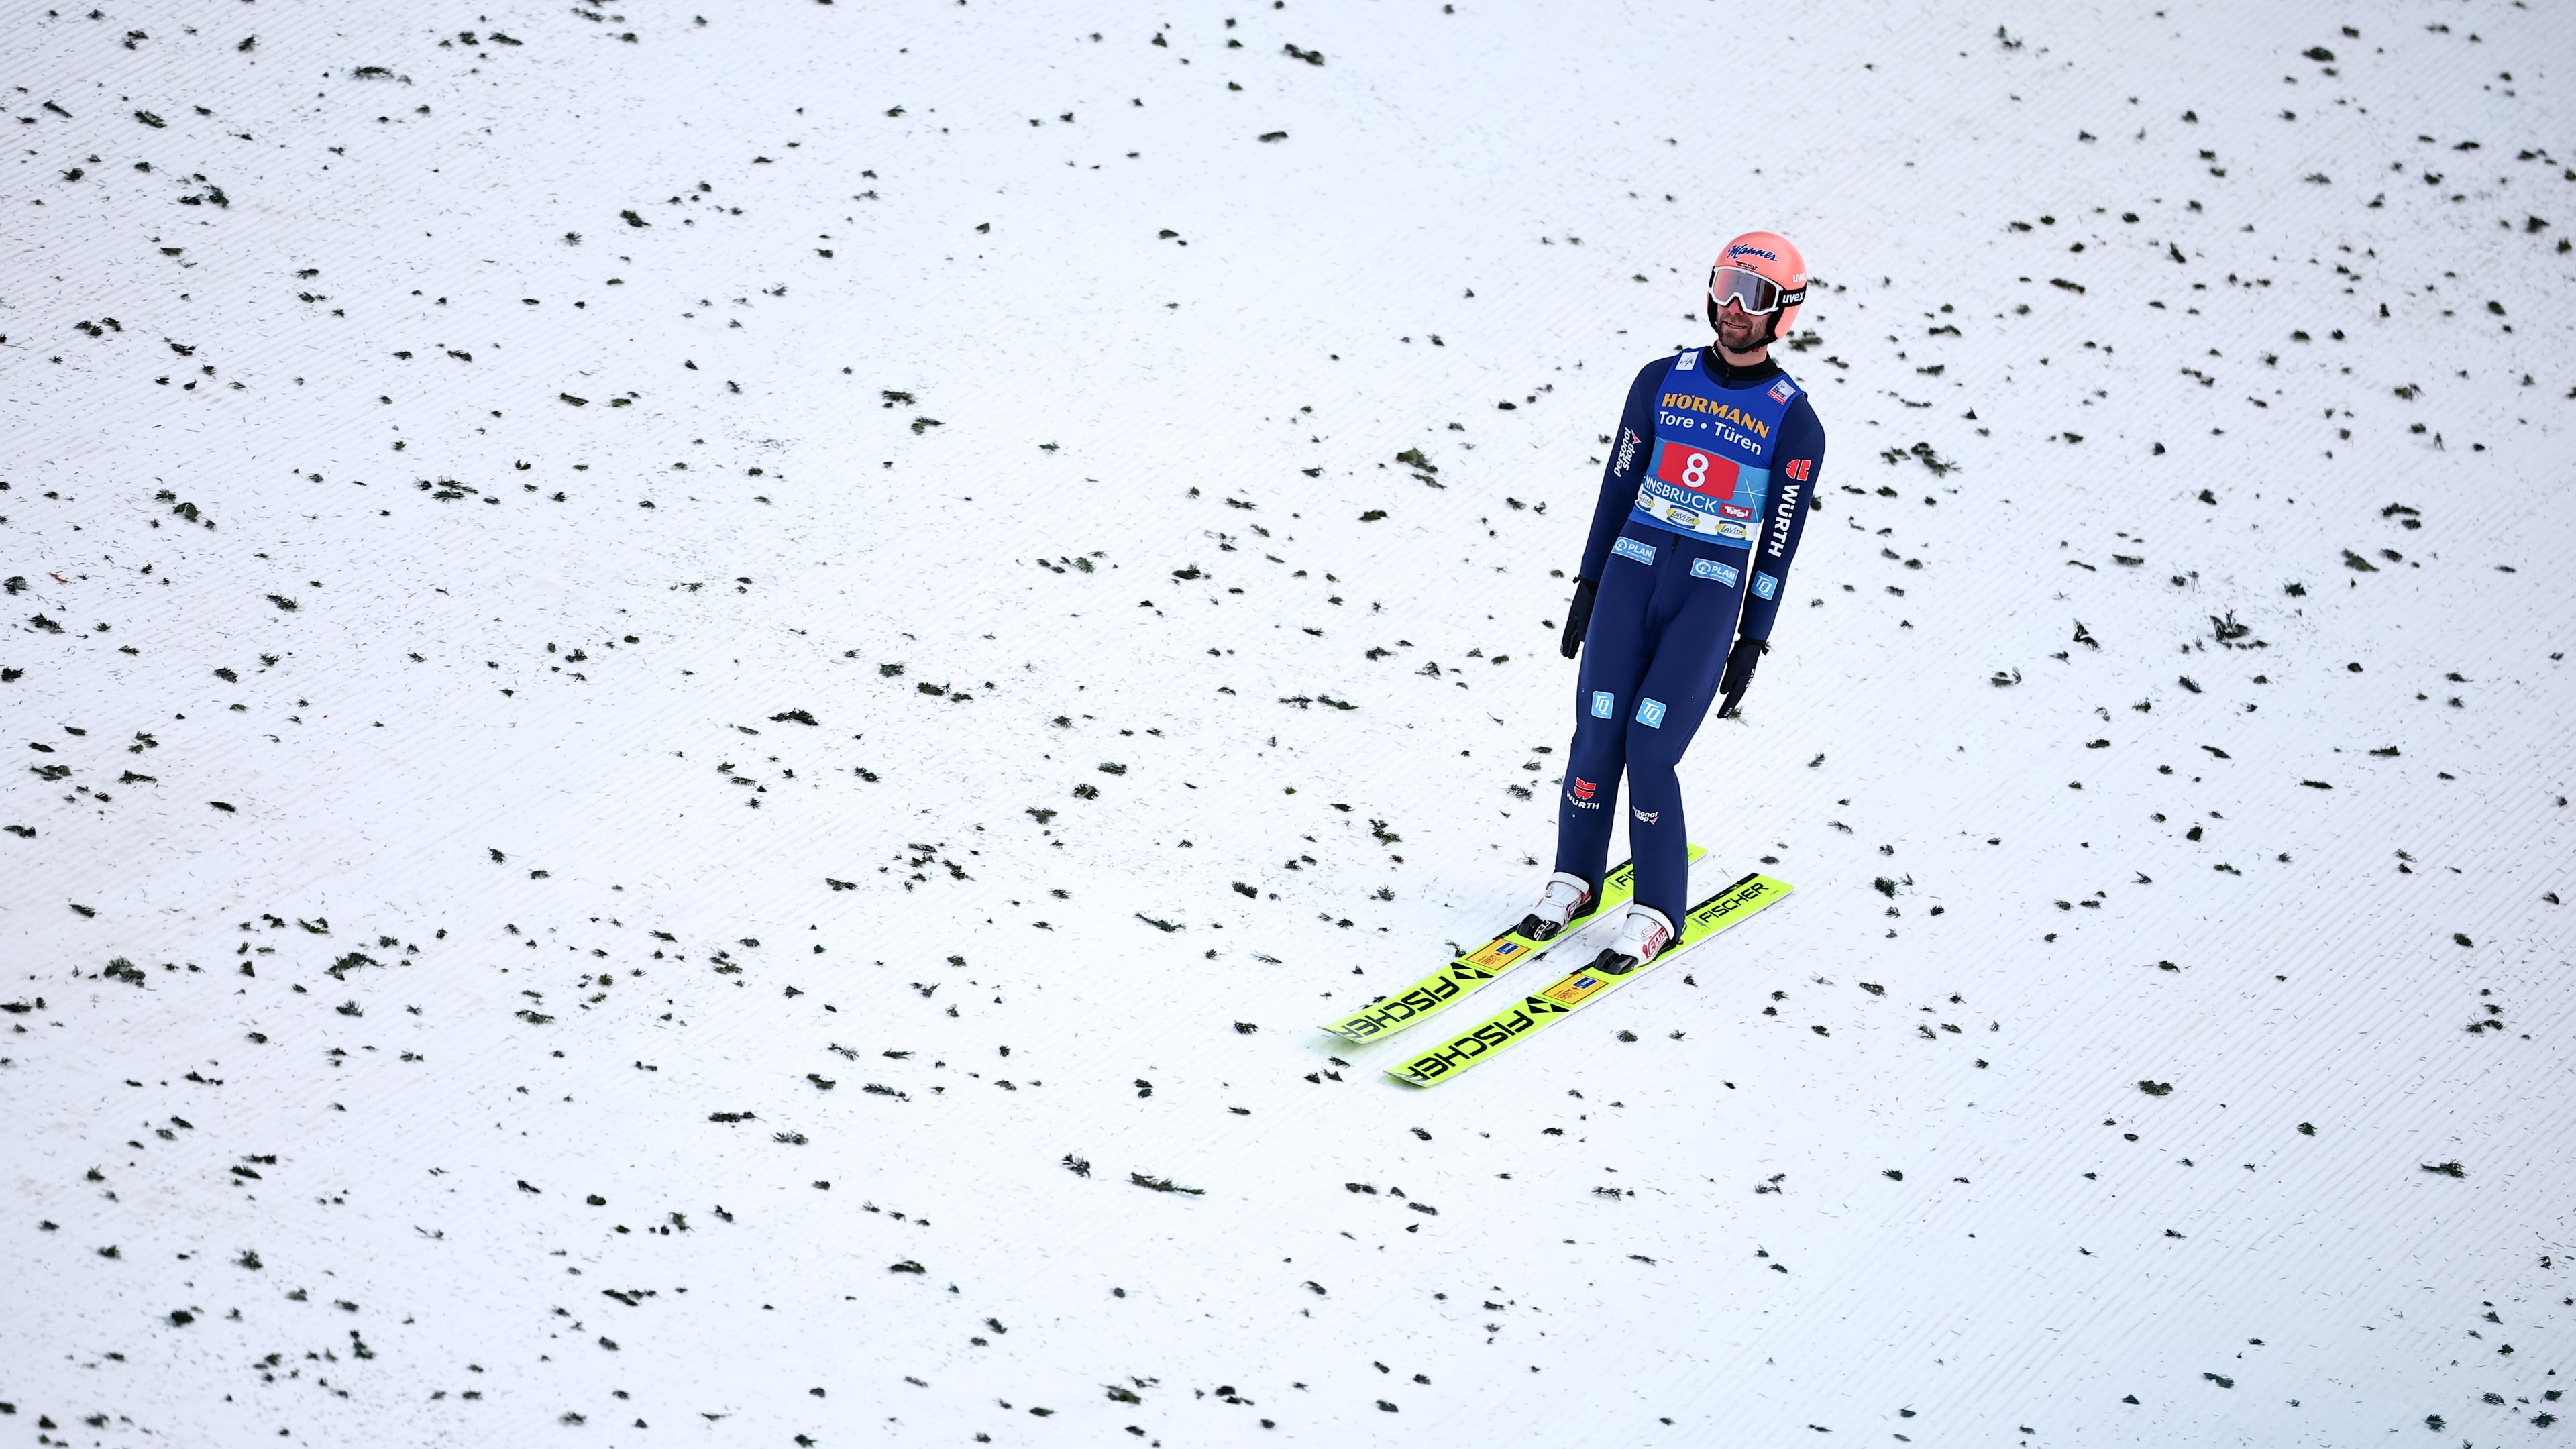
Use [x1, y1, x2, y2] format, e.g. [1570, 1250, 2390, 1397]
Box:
[1716, 297, 1765, 353]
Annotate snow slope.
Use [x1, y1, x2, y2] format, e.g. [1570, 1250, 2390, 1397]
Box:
[3, 1, 2572, 1444]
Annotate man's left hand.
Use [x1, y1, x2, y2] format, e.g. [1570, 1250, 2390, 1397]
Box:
[1717, 637, 1769, 718]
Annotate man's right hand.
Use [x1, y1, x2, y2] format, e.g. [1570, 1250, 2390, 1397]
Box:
[1559, 578, 1599, 659]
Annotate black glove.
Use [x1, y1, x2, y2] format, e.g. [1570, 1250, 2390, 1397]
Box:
[1717, 637, 1769, 718]
[1558, 578, 1599, 660]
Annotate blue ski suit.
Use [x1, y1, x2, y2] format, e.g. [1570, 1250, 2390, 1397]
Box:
[1556, 346, 1825, 926]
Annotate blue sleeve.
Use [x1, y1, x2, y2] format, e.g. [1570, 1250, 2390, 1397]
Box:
[1736, 396, 1825, 642]
[1574, 359, 1668, 583]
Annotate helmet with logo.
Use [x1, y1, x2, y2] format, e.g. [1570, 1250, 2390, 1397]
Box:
[1707, 231, 1808, 350]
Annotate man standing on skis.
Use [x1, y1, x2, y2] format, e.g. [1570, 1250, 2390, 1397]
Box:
[1518, 231, 1827, 975]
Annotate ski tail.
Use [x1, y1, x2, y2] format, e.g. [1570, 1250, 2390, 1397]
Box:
[1386, 871, 1792, 1086]
[1316, 846, 1703, 1044]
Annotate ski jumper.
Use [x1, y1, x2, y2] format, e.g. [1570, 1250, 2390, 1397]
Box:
[1555, 347, 1826, 925]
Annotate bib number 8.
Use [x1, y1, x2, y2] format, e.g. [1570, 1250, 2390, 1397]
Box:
[1654, 440, 1735, 495]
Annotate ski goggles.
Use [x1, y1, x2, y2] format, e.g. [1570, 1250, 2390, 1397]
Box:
[1709, 264, 1806, 315]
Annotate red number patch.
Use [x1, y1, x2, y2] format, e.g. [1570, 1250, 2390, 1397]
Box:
[1654, 443, 1739, 494]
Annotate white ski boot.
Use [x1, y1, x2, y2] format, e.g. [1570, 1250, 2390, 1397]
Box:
[1587, 904, 1676, 975]
[1514, 871, 1595, 942]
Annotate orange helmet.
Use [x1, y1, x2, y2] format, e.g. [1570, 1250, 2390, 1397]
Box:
[1707, 231, 1808, 348]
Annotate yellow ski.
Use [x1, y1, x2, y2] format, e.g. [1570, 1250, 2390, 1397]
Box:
[1317, 845, 1705, 1045]
[1387, 871, 1792, 1086]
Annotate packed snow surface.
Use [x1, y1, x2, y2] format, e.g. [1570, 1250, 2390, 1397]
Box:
[3, 1, 2573, 1445]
